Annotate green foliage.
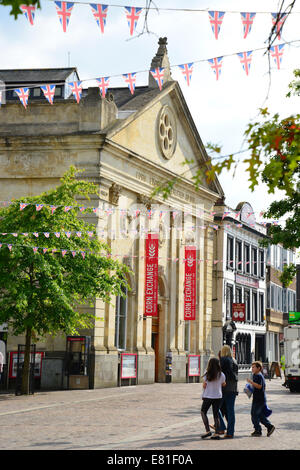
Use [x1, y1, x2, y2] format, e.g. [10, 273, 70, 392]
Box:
[2, 0, 40, 18]
[279, 264, 297, 288]
[0, 166, 129, 339]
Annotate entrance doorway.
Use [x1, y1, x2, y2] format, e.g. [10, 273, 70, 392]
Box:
[151, 306, 160, 382]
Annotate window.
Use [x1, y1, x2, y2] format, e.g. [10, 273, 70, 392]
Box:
[282, 288, 287, 313]
[267, 286, 270, 309]
[259, 293, 264, 324]
[259, 249, 265, 278]
[253, 291, 258, 322]
[277, 286, 282, 312]
[184, 322, 190, 352]
[251, 247, 258, 276]
[245, 289, 251, 322]
[226, 284, 233, 320]
[115, 286, 128, 350]
[227, 236, 234, 270]
[33, 87, 41, 97]
[235, 240, 242, 271]
[244, 243, 250, 274]
[270, 284, 275, 310]
[55, 86, 62, 97]
[235, 286, 243, 303]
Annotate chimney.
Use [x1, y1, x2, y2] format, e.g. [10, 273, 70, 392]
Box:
[149, 37, 173, 88]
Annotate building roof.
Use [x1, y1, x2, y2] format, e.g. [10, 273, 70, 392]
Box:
[0, 68, 78, 84]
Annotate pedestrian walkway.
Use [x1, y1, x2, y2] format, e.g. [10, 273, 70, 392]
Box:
[0, 378, 299, 450]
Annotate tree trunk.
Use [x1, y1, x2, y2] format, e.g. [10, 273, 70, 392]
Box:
[21, 326, 32, 395]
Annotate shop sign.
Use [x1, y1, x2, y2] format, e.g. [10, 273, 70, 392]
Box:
[232, 303, 246, 322]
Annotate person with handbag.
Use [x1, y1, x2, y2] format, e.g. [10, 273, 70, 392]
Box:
[247, 361, 275, 437]
[216, 345, 239, 439]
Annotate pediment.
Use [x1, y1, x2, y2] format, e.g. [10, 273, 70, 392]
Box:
[106, 82, 223, 199]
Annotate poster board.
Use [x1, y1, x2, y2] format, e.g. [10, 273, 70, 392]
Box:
[188, 355, 200, 376]
[9, 351, 44, 379]
[121, 353, 137, 379]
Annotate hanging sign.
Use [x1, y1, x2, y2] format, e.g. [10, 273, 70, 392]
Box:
[232, 303, 245, 322]
[144, 233, 159, 317]
[184, 246, 196, 320]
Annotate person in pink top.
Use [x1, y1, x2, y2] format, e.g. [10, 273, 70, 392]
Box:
[201, 357, 226, 440]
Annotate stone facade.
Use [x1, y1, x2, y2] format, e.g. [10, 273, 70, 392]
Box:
[0, 39, 224, 389]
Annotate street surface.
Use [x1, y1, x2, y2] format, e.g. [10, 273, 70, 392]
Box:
[0, 377, 299, 452]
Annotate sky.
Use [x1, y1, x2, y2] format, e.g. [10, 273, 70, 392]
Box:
[1, 0, 300, 222]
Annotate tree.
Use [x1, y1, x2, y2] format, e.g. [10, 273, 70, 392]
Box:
[0, 167, 129, 394]
[3, 0, 40, 18]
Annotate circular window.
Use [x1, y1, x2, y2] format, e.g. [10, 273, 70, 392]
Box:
[157, 105, 177, 160]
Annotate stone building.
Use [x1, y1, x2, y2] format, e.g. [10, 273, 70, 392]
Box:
[0, 38, 224, 390]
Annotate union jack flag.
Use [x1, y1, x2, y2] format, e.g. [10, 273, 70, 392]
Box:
[237, 51, 253, 76]
[208, 11, 225, 40]
[124, 6, 142, 36]
[96, 77, 110, 98]
[123, 73, 137, 95]
[69, 81, 83, 103]
[41, 84, 56, 105]
[90, 4, 108, 33]
[240, 12, 256, 39]
[150, 67, 165, 90]
[15, 88, 30, 108]
[208, 57, 223, 80]
[270, 44, 285, 69]
[55, 1, 74, 33]
[271, 12, 288, 40]
[20, 4, 36, 25]
[178, 63, 194, 86]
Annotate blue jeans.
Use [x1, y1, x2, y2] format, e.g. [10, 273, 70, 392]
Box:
[251, 401, 272, 433]
[218, 392, 236, 436]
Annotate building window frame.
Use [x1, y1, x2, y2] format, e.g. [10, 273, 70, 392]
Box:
[115, 286, 128, 351]
[226, 235, 234, 270]
[244, 243, 250, 274]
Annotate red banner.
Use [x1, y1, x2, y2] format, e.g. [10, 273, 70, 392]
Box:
[232, 303, 245, 322]
[184, 246, 196, 320]
[144, 233, 159, 317]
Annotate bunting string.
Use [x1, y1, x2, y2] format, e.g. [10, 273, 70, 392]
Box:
[0, 240, 278, 264]
[0, 200, 287, 226]
[1, 37, 299, 108]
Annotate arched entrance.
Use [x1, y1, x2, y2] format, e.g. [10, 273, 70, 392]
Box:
[151, 273, 168, 382]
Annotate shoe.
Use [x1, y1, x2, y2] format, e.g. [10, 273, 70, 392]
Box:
[251, 430, 262, 437]
[224, 434, 234, 439]
[209, 424, 225, 435]
[211, 433, 220, 440]
[201, 432, 212, 439]
[267, 425, 275, 437]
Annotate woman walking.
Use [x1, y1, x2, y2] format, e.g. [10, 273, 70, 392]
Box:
[218, 345, 239, 439]
[201, 357, 226, 439]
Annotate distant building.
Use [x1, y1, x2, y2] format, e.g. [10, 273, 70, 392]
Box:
[212, 201, 268, 369]
[266, 243, 297, 360]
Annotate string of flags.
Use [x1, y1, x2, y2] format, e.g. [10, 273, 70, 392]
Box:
[0, 240, 275, 265]
[19, 3, 294, 41]
[0, 39, 292, 109]
[0, 200, 285, 232]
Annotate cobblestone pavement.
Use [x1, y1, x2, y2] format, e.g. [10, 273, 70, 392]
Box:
[0, 377, 299, 451]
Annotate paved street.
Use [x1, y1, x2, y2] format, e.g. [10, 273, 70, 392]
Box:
[0, 377, 299, 452]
